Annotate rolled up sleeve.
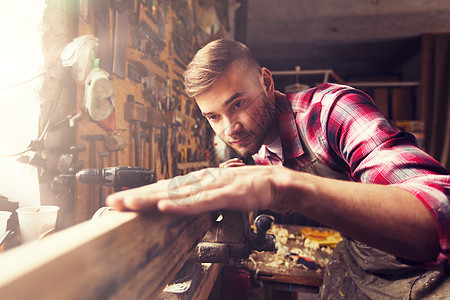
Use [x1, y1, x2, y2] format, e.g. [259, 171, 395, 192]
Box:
[394, 175, 450, 273]
[326, 88, 450, 272]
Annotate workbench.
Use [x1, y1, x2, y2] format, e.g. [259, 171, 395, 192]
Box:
[242, 224, 340, 294]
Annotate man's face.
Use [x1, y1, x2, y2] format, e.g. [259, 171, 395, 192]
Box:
[196, 64, 277, 158]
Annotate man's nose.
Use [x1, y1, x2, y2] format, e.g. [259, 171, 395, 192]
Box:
[223, 118, 243, 137]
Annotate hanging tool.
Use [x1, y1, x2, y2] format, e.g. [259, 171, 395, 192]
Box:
[84, 63, 115, 122]
[112, 1, 129, 78]
[159, 125, 169, 177]
[127, 59, 147, 83]
[124, 95, 148, 166]
[171, 124, 178, 176]
[77, 0, 90, 24]
[93, 0, 113, 73]
[56, 145, 86, 174]
[99, 151, 111, 205]
[104, 134, 128, 152]
[82, 134, 105, 168]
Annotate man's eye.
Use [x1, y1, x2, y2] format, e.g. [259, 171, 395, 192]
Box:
[233, 101, 244, 109]
[208, 115, 219, 121]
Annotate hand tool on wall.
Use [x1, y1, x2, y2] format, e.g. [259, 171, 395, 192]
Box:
[93, 0, 113, 73]
[48, 111, 83, 131]
[129, 15, 168, 71]
[50, 145, 86, 198]
[77, 0, 90, 24]
[127, 59, 147, 83]
[171, 125, 178, 176]
[124, 95, 148, 166]
[104, 134, 128, 152]
[74, 166, 155, 192]
[55, 145, 86, 176]
[99, 151, 111, 206]
[112, 1, 129, 79]
[81, 134, 105, 209]
[159, 125, 169, 177]
[82, 134, 105, 168]
[84, 63, 115, 122]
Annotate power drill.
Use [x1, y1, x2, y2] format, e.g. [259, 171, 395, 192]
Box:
[75, 166, 155, 192]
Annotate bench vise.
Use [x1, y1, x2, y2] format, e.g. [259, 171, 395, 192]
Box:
[190, 210, 276, 263]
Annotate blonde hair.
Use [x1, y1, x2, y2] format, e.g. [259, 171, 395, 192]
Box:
[184, 39, 261, 98]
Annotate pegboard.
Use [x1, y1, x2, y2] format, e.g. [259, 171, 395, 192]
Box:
[74, 0, 224, 222]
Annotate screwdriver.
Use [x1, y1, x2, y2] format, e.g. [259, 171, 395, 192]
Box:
[288, 253, 318, 269]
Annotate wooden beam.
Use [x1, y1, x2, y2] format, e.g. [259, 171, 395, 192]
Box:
[420, 34, 432, 124]
[346, 81, 420, 88]
[271, 68, 346, 84]
[0, 211, 215, 300]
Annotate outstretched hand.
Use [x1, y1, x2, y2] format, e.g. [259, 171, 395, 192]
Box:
[106, 165, 288, 215]
[219, 158, 246, 168]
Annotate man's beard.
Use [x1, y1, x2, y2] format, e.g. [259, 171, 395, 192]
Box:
[225, 116, 275, 158]
[221, 92, 277, 158]
[227, 133, 264, 158]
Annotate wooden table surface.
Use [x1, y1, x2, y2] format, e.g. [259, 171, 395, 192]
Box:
[243, 224, 339, 289]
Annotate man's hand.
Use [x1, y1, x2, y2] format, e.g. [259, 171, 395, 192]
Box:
[219, 158, 246, 168]
[106, 166, 286, 215]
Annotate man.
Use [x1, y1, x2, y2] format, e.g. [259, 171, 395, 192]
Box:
[107, 39, 450, 298]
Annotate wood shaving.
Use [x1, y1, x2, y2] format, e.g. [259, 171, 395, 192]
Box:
[300, 227, 343, 248]
[248, 224, 341, 273]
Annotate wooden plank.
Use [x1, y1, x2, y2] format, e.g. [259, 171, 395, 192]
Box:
[0, 211, 215, 300]
[159, 263, 221, 299]
[255, 270, 323, 287]
[192, 264, 222, 300]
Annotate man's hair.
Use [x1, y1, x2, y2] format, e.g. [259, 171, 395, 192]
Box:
[184, 39, 261, 98]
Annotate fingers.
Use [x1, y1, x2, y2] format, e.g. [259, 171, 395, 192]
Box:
[105, 194, 128, 211]
[157, 187, 228, 215]
[106, 165, 279, 216]
[106, 180, 168, 211]
[106, 168, 230, 214]
[105, 169, 220, 212]
[219, 158, 246, 168]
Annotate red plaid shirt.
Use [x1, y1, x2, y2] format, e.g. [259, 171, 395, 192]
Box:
[253, 83, 450, 272]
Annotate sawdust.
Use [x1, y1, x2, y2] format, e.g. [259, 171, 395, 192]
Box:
[247, 224, 342, 272]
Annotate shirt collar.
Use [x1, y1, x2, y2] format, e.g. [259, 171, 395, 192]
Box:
[258, 92, 304, 160]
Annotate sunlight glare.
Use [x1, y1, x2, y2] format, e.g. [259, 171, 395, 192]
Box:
[0, 0, 46, 206]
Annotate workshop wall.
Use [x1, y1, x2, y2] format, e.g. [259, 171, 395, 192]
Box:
[38, 0, 78, 231]
[71, 0, 233, 222]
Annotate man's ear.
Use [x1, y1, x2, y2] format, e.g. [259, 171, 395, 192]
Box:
[261, 67, 274, 93]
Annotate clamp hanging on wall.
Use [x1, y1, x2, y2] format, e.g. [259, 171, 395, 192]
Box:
[84, 58, 116, 131]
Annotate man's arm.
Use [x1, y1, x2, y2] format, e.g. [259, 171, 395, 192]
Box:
[106, 164, 440, 262]
[276, 168, 439, 262]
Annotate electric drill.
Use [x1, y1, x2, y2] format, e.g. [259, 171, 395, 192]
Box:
[75, 166, 155, 192]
